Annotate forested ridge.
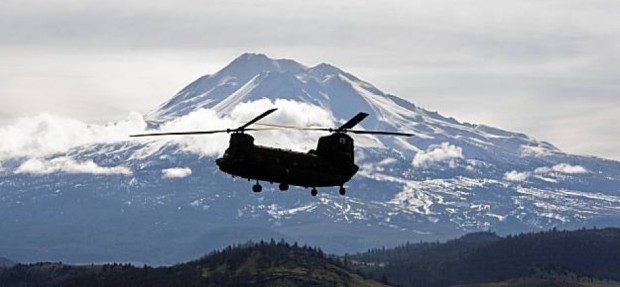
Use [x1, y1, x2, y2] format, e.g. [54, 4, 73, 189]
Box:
[352, 228, 620, 286]
[0, 240, 384, 287]
[0, 257, 15, 268]
[2, 228, 620, 286]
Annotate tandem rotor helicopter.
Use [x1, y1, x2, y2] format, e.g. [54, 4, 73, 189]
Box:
[130, 109, 414, 196]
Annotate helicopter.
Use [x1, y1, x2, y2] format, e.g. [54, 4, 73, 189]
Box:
[130, 108, 413, 196]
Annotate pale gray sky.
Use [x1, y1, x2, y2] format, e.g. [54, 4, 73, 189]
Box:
[1, 0, 619, 159]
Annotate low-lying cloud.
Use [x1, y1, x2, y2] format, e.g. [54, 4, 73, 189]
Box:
[535, 163, 588, 175]
[503, 170, 532, 182]
[0, 112, 146, 161]
[15, 157, 132, 176]
[413, 142, 463, 168]
[0, 99, 343, 174]
[504, 163, 588, 182]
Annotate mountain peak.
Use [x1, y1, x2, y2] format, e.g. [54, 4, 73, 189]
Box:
[237, 52, 268, 60]
[310, 62, 341, 73]
[229, 53, 272, 67]
[223, 53, 306, 76]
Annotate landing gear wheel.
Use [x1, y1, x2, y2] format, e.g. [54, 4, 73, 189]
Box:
[311, 188, 318, 197]
[252, 183, 262, 193]
[279, 183, 289, 191]
[339, 186, 346, 196]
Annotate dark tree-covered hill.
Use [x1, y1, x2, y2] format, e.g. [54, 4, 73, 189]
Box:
[352, 228, 620, 287]
[0, 257, 16, 268]
[0, 240, 385, 287]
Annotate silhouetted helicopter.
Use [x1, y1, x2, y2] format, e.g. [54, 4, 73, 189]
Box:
[130, 109, 413, 196]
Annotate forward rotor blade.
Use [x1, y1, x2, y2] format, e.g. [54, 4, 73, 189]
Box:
[337, 112, 369, 131]
[129, 128, 281, 138]
[346, 129, 415, 137]
[129, 129, 230, 137]
[236, 108, 278, 130]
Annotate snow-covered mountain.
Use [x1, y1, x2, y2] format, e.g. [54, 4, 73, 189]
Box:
[1, 53, 620, 265]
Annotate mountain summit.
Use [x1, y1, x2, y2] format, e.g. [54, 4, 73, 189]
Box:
[1, 53, 620, 265]
[149, 53, 379, 122]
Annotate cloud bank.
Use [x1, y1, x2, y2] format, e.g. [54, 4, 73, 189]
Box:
[0, 99, 342, 174]
[0, 99, 336, 161]
[145, 99, 336, 157]
[0, 112, 147, 161]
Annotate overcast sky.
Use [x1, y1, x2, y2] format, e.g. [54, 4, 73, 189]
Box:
[1, 0, 619, 160]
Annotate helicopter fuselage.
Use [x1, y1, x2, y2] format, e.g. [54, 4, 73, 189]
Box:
[215, 133, 359, 189]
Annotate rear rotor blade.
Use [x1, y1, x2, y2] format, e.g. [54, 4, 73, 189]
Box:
[346, 129, 415, 137]
[337, 112, 369, 131]
[256, 122, 413, 136]
[236, 108, 278, 130]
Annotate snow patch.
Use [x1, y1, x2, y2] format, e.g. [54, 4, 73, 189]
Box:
[377, 158, 397, 166]
[162, 167, 192, 179]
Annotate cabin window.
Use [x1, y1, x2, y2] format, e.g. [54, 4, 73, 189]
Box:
[339, 138, 347, 144]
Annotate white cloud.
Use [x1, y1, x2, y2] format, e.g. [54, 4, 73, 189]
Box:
[229, 99, 339, 150]
[505, 163, 588, 182]
[412, 142, 463, 168]
[161, 167, 192, 179]
[149, 109, 233, 157]
[520, 145, 554, 157]
[503, 170, 531, 182]
[552, 163, 588, 174]
[535, 163, 588, 174]
[136, 99, 336, 158]
[0, 112, 147, 161]
[15, 157, 132, 175]
[0, 99, 337, 162]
